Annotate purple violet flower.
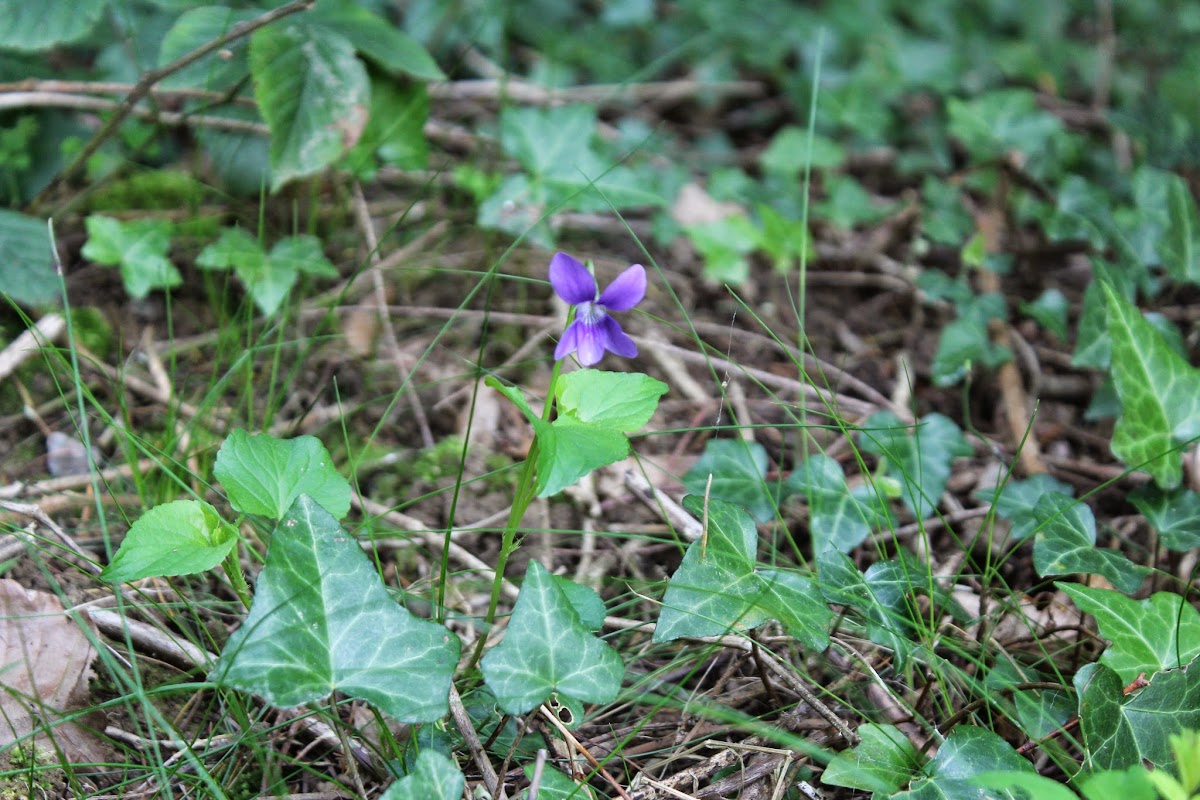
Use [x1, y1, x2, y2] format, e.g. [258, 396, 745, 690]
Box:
[550, 252, 646, 366]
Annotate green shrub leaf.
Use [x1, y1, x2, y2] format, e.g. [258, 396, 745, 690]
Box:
[1032, 493, 1145, 594]
[81, 215, 179, 300]
[683, 439, 777, 523]
[380, 751, 463, 800]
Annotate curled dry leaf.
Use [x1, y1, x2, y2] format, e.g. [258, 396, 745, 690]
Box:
[0, 579, 110, 764]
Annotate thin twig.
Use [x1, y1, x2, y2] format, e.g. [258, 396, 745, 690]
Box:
[449, 684, 504, 799]
[29, 0, 315, 211]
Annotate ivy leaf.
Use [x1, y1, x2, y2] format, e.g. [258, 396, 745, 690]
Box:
[249, 23, 369, 190]
[198, 229, 336, 316]
[931, 293, 1012, 387]
[212, 496, 459, 721]
[974, 473, 1076, 542]
[520, 765, 596, 799]
[821, 723, 923, 794]
[859, 412, 972, 521]
[654, 497, 831, 650]
[1032, 493, 1145, 595]
[214, 429, 350, 520]
[1129, 485, 1200, 551]
[1059, 584, 1200, 683]
[892, 725, 1034, 800]
[101, 500, 237, 583]
[81, 215, 180, 300]
[1103, 282, 1200, 489]
[1075, 660, 1200, 771]
[787, 454, 891, 554]
[683, 439, 777, 523]
[1160, 173, 1200, 284]
[380, 751, 463, 800]
[480, 560, 623, 717]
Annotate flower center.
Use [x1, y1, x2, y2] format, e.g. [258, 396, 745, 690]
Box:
[578, 300, 607, 325]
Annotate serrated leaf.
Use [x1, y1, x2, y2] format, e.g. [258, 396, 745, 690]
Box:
[1032, 493, 1145, 595]
[81, 215, 180, 300]
[101, 500, 237, 583]
[212, 496, 459, 721]
[0, 210, 58, 306]
[859, 412, 972, 521]
[893, 725, 1034, 800]
[480, 560, 623, 717]
[822, 723, 923, 794]
[655, 497, 831, 650]
[1128, 485, 1200, 551]
[555, 370, 668, 431]
[343, 78, 429, 177]
[787, 454, 891, 554]
[1075, 660, 1200, 771]
[0, 0, 105, 51]
[683, 439, 777, 522]
[974, 473, 1076, 541]
[1103, 283, 1200, 488]
[306, 0, 444, 81]
[159, 7, 256, 90]
[380, 750, 463, 800]
[1160, 174, 1200, 283]
[250, 24, 369, 190]
[214, 429, 350, 520]
[1059, 584, 1200, 682]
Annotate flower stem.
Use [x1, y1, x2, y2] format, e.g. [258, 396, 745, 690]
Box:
[465, 336, 569, 672]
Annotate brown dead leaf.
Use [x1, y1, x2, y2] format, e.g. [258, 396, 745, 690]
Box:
[0, 579, 110, 764]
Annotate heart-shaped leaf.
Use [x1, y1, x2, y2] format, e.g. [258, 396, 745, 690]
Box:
[1032, 493, 1145, 595]
[1129, 485, 1200, 551]
[655, 497, 831, 650]
[684, 439, 778, 523]
[974, 473, 1075, 541]
[859, 412, 972, 521]
[214, 429, 350, 520]
[787, 454, 892, 553]
[892, 725, 1033, 800]
[380, 750, 463, 800]
[212, 495, 459, 722]
[481, 560, 623, 718]
[821, 723, 923, 794]
[102, 499, 237, 583]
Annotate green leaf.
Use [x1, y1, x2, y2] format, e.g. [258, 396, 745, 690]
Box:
[654, 497, 832, 650]
[1077, 767, 1157, 800]
[859, 412, 972, 521]
[555, 370, 668, 431]
[1160, 174, 1200, 284]
[974, 473, 1076, 542]
[0, 210, 58, 306]
[759, 126, 845, 174]
[817, 550, 914, 661]
[931, 292, 1012, 387]
[1032, 493, 1145, 595]
[1129, 486, 1200, 551]
[816, 173, 895, 229]
[0, 0, 106, 51]
[787, 454, 891, 554]
[821, 723, 923, 793]
[198, 229, 336, 316]
[480, 560, 623, 717]
[500, 105, 598, 179]
[379, 750, 463, 800]
[893, 725, 1034, 800]
[970, 771, 1080, 800]
[686, 215, 759, 284]
[683, 439, 777, 523]
[1075, 660, 1200, 771]
[1103, 282, 1200, 489]
[159, 7, 256, 90]
[249, 24, 369, 191]
[213, 429, 351, 520]
[947, 89, 1065, 177]
[212, 496, 459, 721]
[1059, 584, 1200, 683]
[487, 373, 664, 498]
[306, 0, 443, 81]
[521, 764, 596, 799]
[81, 215, 180, 300]
[197, 226, 263, 273]
[101, 500, 237, 583]
[755, 203, 813, 274]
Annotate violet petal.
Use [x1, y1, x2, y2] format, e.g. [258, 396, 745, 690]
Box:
[549, 252, 596, 304]
[600, 316, 637, 358]
[597, 264, 646, 311]
[554, 319, 581, 361]
[574, 320, 607, 366]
